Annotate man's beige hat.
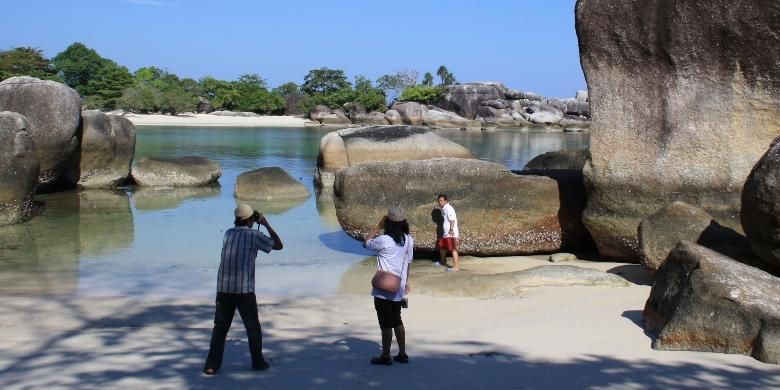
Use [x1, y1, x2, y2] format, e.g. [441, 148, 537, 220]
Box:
[235, 204, 253, 219]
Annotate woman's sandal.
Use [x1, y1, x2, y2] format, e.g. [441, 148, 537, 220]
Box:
[370, 356, 393, 365]
[393, 354, 409, 363]
[202, 368, 218, 376]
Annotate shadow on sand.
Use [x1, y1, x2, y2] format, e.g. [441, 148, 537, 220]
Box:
[0, 297, 777, 389]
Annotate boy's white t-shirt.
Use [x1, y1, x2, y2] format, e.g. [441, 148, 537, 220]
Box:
[441, 203, 459, 238]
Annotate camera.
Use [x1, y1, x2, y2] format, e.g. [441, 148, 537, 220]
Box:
[400, 298, 408, 309]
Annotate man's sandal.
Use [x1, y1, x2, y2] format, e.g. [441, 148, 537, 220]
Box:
[393, 354, 409, 363]
[370, 356, 393, 365]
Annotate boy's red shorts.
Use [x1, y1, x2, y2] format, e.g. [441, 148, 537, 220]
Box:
[437, 237, 459, 252]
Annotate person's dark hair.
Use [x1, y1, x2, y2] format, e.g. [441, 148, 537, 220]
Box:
[234, 216, 253, 226]
[383, 219, 410, 246]
[437, 193, 448, 201]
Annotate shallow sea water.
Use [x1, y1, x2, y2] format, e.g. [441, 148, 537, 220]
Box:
[0, 126, 588, 298]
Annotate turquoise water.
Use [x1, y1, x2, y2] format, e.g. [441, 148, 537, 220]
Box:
[0, 126, 588, 298]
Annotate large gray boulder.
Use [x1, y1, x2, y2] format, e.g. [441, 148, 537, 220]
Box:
[390, 102, 427, 125]
[334, 158, 592, 255]
[523, 148, 589, 171]
[384, 110, 402, 125]
[526, 102, 563, 125]
[0, 112, 39, 225]
[314, 126, 475, 190]
[0, 77, 81, 191]
[435, 83, 506, 120]
[742, 137, 780, 271]
[576, 0, 780, 259]
[643, 242, 780, 364]
[353, 111, 389, 125]
[235, 167, 310, 201]
[476, 106, 516, 127]
[131, 156, 221, 187]
[638, 201, 772, 274]
[64, 111, 136, 189]
[422, 107, 480, 129]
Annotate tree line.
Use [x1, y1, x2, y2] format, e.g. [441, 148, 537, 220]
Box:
[0, 42, 457, 115]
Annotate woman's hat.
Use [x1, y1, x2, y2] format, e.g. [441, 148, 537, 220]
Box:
[387, 205, 405, 222]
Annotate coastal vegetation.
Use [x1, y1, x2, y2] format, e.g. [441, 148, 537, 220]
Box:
[0, 42, 457, 116]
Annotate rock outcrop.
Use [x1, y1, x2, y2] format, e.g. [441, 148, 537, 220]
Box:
[0, 112, 39, 225]
[334, 158, 591, 255]
[576, 0, 780, 259]
[643, 242, 780, 364]
[435, 82, 506, 120]
[0, 77, 81, 191]
[638, 201, 771, 273]
[742, 136, 780, 271]
[63, 110, 136, 189]
[523, 148, 589, 171]
[314, 126, 475, 190]
[235, 167, 310, 201]
[131, 156, 221, 187]
[306, 83, 589, 130]
[422, 107, 480, 129]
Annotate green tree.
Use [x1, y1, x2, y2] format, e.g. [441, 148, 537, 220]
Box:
[352, 75, 386, 112]
[52, 42, 106, 93]
[197, 76, 228, 101]
[436, 65, 456, 86]
[399, 85, 444, 105]
[81, 61, 134, 109]
[422, 72, 434, 87]
[376, 70, 418, 104]
[301, 68, 350, 95]
[273, 81, 307, 115]
[0, 47, 57, 81]
[118, 84, 160, 113]
[158, 88, 197, 115]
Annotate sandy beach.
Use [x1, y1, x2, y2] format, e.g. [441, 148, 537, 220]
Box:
[124, 113, 313, 127]
[0, 256, 777, 389]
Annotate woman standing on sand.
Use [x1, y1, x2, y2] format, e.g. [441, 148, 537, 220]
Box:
[363, 205, 414, 365]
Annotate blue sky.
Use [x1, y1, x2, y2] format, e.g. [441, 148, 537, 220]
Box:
[0, 0, 585, 98]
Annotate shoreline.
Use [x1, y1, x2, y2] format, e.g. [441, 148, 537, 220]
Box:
[124, 113, 313, 127]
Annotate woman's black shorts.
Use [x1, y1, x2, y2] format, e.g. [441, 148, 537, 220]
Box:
[374, 297, 403, 329]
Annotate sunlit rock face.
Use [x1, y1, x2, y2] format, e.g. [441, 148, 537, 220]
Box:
[0, 77, 81, 192]
[131, 156, 221, 187]
[234, 167, 310, 201]
[62, 110, 136, 189]
[314, 126, 475, 191]
[576, 0, 780, 259]
[333, 158, 592, 255]
[644, 242, 780, 364]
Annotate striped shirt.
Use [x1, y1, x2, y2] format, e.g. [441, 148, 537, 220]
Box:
[216, 226, 274, 294]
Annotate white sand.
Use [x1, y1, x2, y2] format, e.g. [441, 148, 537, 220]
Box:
[0, 258, 778, 389]
[123, 113, 313, 127]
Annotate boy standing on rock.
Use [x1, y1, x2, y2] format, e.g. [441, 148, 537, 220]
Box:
[436, 194, 460, 271]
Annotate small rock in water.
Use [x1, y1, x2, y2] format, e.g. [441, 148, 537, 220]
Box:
[549, 253, 577, 262]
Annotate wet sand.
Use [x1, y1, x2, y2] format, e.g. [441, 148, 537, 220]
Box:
[0, 256, 778, 389]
